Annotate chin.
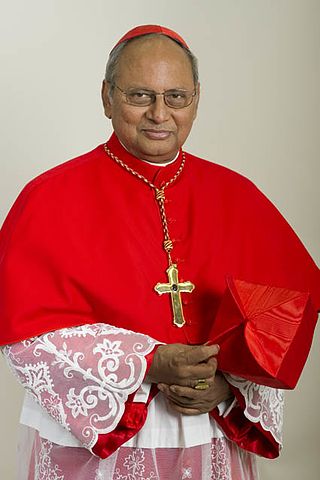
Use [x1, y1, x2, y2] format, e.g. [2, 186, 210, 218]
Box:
[139, 140, 178, 160]
[142, 150, 177, 162]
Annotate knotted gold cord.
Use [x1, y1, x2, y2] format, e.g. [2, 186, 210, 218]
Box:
[104, 144, 195, 327]
[155, 188, 174, 264]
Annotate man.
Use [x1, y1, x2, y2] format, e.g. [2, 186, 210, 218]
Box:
[1, 25, 319, 480]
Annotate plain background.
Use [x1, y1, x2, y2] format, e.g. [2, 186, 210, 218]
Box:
[0, 1, 319, 478]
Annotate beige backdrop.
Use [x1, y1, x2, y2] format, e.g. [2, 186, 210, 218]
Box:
[0, 0, 319, 478]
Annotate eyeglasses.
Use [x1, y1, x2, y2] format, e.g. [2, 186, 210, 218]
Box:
[112, 83, 197, 109]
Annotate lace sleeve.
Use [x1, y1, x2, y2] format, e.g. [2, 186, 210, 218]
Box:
[3, 323, 159, 452]
[225, 374, 284, 445]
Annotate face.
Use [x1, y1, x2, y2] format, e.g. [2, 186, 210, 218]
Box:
[102, 36, 199, 163]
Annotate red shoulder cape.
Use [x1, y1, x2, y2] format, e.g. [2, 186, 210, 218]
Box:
[0, 133, 319, 347]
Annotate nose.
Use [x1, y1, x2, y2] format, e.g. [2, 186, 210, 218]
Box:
[145, 95, 170, 124]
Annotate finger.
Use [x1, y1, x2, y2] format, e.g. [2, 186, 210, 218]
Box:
[165, 383, 215, 405]
[158, 384, 200, 406]
[166, 391, 205, 408]
[207, 356, 217, 365]
[168, 401, 202, 416]
[207, 356, 220, 370]
[159, 383, 207, 404]
[157, 383, 170, 394]
[158, 363, 216, 389]
[184, 344, 219, 366]
[169, 379, 215, 396]
[157, 383, 169, 389]
[166, 392, 195, 406]
[159, 363, 216, 388]
[186, 359, 217, 381]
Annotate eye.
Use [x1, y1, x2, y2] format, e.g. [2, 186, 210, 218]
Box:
[164, 90, 190, 107]
[167, 92, 187, 100]
[127, 90, 153, 104]
[132, 91, 149, 98]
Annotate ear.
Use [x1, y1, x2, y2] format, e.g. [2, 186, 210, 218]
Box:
[193, 82, 200, 120]
[101, 80, 112, 119]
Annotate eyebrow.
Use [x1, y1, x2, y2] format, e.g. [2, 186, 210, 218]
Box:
[125, 85, 193, 91]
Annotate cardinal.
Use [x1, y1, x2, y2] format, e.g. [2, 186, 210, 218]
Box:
[1, 24, 319, 480]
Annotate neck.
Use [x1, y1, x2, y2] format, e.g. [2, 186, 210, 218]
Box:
[140, 152, 179, 167]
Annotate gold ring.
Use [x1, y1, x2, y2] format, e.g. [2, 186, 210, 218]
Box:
[194, 379, 210, 390]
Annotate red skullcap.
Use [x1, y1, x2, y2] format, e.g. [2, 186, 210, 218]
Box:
[111, 25, 190, 52]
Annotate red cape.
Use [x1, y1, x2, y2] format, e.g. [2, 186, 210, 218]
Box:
[0, 133, 319, 352]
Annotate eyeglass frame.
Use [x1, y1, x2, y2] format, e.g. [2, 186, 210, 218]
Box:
[111, 83, 197, 109]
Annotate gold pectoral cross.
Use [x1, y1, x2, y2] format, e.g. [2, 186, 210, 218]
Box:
[154, 264, 195, 327]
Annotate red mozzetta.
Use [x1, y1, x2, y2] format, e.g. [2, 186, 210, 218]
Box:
[0, 133, 318, 346]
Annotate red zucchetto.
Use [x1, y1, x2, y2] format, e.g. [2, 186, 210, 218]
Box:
[111, 24, 190, 52]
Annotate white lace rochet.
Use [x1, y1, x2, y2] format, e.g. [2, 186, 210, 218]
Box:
[3, 322, 283, 480]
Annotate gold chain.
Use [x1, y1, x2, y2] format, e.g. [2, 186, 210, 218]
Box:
[104, 144, 186, 265]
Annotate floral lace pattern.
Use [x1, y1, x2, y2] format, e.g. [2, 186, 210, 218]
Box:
[181, 467, 192, 479]
[211, 438, 231, 479]
[26, 433, 258, 480]
[226, 374, 284, 444]
[113, 449, 158, 479]
[35, 438, 64, 480]
[4, 323, 158, 450]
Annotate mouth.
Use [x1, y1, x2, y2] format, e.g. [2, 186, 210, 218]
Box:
[142, 129, 172, 140]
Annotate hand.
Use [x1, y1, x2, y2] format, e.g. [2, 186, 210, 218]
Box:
[146, 343, 219, 388]
[158, 371, 233, 415]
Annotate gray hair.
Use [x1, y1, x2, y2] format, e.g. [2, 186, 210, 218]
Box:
[104, 33, 199, 97]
